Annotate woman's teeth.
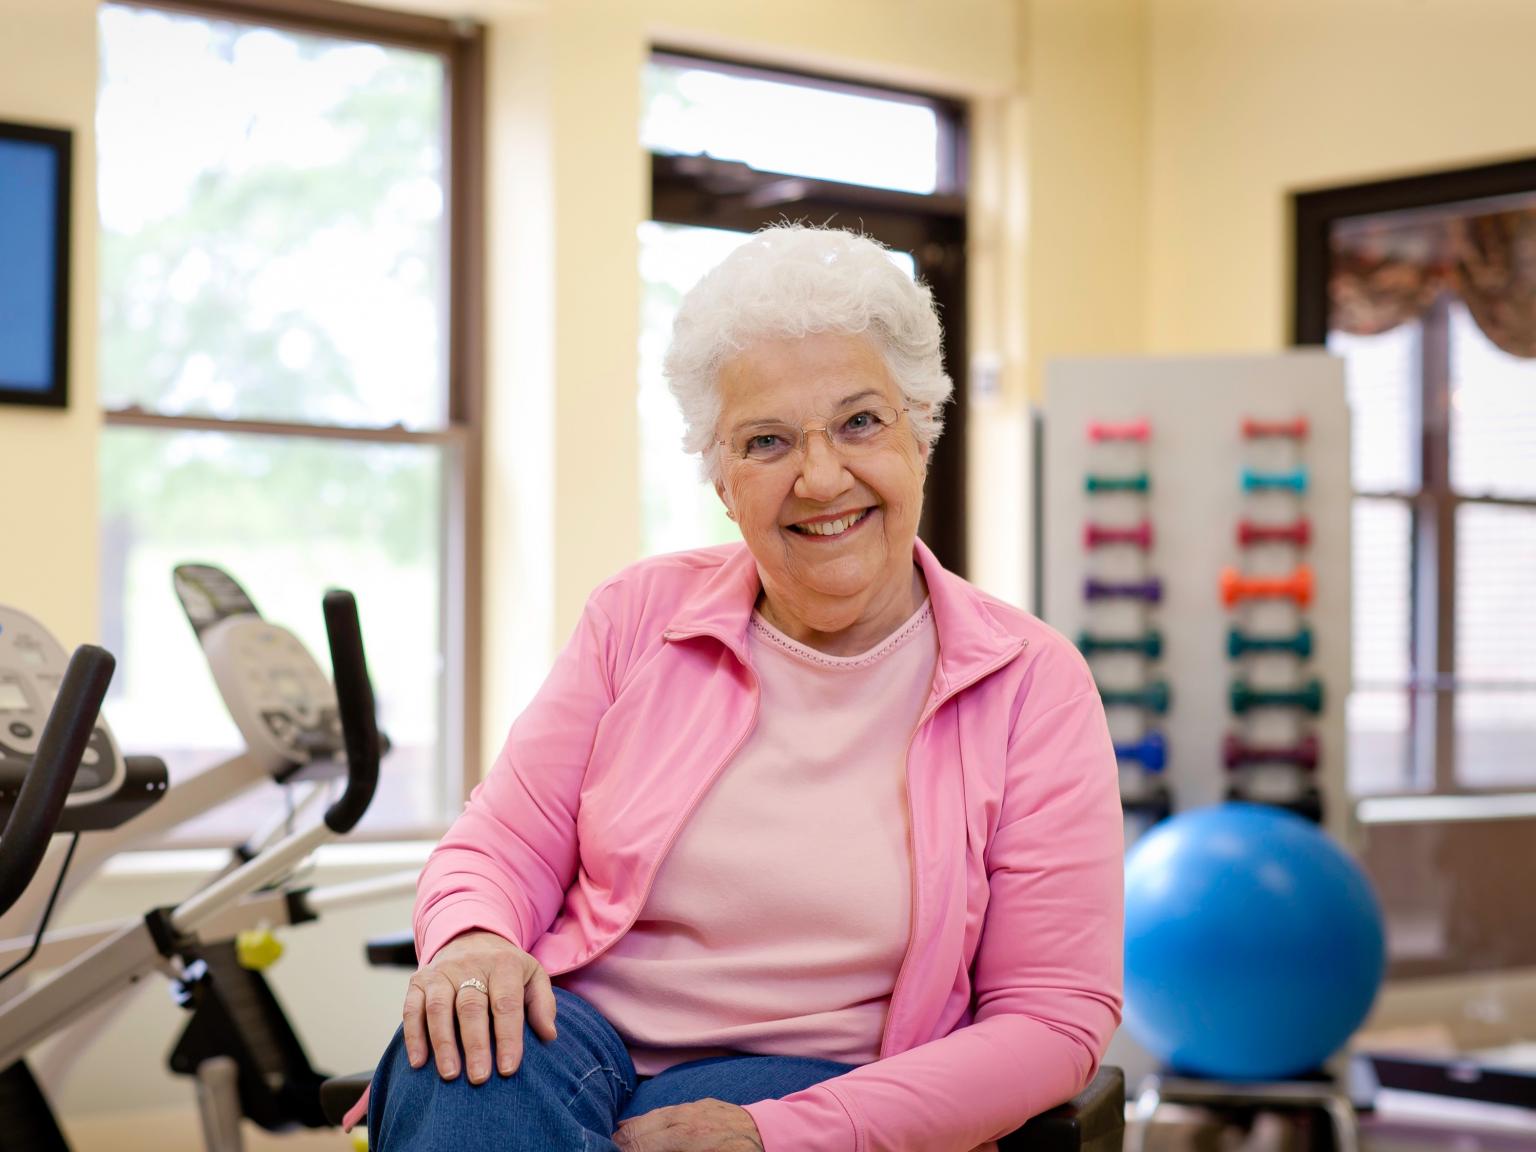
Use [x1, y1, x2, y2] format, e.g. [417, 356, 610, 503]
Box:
[793, 509, 868, 536]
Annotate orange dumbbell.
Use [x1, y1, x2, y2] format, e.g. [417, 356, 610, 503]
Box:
[1220, 565, 1313, 608]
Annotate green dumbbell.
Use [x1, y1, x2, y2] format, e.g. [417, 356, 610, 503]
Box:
[1079, 629, 1163, 660]
[1228, 625, 1313, 660]
[1099, 680, 1171, 714]
[1229, 678, 1324, 715]
[1085, 472, 1150, 494]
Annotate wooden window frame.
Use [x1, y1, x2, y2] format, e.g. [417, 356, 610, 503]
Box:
[99, 0, 486, 829]
[1295, 157, 1536, 797]
[647, 48, 970, 575]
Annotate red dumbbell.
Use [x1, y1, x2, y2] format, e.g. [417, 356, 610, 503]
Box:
[1223, 731, 1320, 770]
[1084, 519, 1154, 550]
[1241, 415, 1309, 440]
[1238, 517, 1311, 547]
[1220, 565, 1313, 608]
[1088, 418, 1151, 443]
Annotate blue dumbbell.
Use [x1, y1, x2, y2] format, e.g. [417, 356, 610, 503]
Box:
[1115, 730, 1167, 772]
[1241, 467, 1308, 493]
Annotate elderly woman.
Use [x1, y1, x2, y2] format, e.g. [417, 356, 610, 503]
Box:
[366, 225, 1123, 1152]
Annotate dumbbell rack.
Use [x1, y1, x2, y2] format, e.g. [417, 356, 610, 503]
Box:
[1040, 353, 1352, 845]
[1223, 417, 1325, 820]
[1078, 420, 1171, 836]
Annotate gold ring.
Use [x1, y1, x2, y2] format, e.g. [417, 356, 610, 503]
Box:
[457, 977, 489, 996]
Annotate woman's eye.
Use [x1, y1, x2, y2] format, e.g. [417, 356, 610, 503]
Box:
[746, 434, 786, 455]
[841, 411, 878, 435]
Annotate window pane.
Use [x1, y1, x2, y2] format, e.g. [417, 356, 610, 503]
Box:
[1457, 503, 1536, 681]
[1327, 322, 1419, 492]
[1455, 690, 1536, 789]
[1455, 504, 1536, 789]
[98, 5, 447, 428]
[1449, 299, 1536, 499]
[1353, 497, 1412, 683]
[638, 222, 751, 556]
[1349, 498, 1413, 794]
[643, 61, 940, 195]
[99, 427, 446, 839]
[1348, 690, 1412, 796]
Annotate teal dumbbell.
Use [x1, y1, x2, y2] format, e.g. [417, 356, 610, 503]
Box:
[1100, 680, 1171, 714]
[1241, 467, 1308, 493]
[1079, 629, 1163, 660]
[1085, 472, 1150, 494]
[1229, 678, 1324, 715]
[1228, 625, 1313, 660]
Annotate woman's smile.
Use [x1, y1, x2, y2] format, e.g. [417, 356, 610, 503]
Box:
[786, 507, 874, 539]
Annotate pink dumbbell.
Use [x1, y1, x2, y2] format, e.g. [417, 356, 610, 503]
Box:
[1220, 565, 1313, 608]
[1238, 517, 1311, 547]
[1088, 418, 1151, 443]
[1084, 520, 1154, 551]
[1223, 731, 1320, 771]
[1241, 415, 1309, 440]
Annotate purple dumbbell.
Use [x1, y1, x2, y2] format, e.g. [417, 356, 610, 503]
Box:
[1115, 730, 1166, 772]
[1087, 577, 1155, 605]
[1084, 576, 1163, 603]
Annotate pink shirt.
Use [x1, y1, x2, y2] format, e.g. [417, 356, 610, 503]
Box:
[558, 601, 938, 1074]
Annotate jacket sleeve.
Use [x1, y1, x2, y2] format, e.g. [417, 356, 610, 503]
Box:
[744, 681, 1124, 1152]
[413, 597, 619, 964]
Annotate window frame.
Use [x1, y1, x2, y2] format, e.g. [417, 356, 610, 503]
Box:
[646, 48, 971, 576]
[98, 0, 486, 835]
[1294, 157, 1536, 798]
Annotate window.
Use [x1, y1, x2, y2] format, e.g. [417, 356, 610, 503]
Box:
[96, 1, 484, 841]
[640, 51, 969, 570]
[1296, 162, 1536, 798]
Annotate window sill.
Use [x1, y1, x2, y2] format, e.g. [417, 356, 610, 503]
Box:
[1357, 792, 1536, 825]
[100, 837, 437, 881]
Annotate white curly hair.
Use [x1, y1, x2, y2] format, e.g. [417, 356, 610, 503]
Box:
[663, 223, 953, 483]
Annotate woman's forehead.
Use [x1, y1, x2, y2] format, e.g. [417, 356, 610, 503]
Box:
[717, 333, 898, 417]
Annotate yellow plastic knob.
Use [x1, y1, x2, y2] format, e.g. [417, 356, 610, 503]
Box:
[234, 928, 284, 971]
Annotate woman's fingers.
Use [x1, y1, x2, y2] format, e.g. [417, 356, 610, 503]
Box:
[455, 974, 494, 1085]
[423, 971, 464, 1079]
[525, 960, 558, 1042]
[398, 935, 557, 1082]
[401, 978, 430, 1069]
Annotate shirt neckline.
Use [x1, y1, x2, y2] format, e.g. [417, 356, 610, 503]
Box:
[749, 599, 934, 670]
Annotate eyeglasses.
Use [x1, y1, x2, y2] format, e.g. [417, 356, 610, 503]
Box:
[717, 404, 911, 466]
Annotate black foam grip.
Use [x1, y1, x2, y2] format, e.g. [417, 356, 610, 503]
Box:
[321, 591, 380, 834]
[0, 645, 115, 916]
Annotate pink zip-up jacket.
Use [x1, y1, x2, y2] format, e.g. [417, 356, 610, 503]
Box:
[414, 540, 1123, 1152]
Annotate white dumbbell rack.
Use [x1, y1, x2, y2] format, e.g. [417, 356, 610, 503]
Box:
[1039, 353, 1352, 844]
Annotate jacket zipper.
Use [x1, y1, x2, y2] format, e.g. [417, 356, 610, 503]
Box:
[878, 637, 1029, 1058]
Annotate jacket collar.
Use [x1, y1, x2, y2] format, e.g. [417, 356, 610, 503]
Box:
[664, 539, 1025, 694]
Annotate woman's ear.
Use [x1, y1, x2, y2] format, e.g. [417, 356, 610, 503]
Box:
[715, 480, 736, 521]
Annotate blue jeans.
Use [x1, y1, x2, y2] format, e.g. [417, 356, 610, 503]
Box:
[369, 987, 858, 1150]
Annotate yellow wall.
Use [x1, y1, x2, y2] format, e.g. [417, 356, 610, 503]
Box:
[0, 0, 99, 645]
[1144, 0, 1536, 352]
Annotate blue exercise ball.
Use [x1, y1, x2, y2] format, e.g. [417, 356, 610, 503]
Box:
[1123, 802, 1386, 1080]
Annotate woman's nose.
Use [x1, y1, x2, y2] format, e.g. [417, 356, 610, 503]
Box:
[794, 432, 851, 498]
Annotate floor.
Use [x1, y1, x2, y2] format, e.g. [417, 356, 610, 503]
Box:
[1137, 1107, 1535, 1152]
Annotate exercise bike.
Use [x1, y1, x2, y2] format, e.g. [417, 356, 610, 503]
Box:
[0, 578, 388, 1151]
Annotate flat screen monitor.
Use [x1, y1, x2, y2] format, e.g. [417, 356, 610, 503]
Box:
[0, 121, 71, 408]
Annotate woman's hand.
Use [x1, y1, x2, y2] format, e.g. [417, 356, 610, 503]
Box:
[613, 1100, 764, 1152]
[401, 929, 557, 1085]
